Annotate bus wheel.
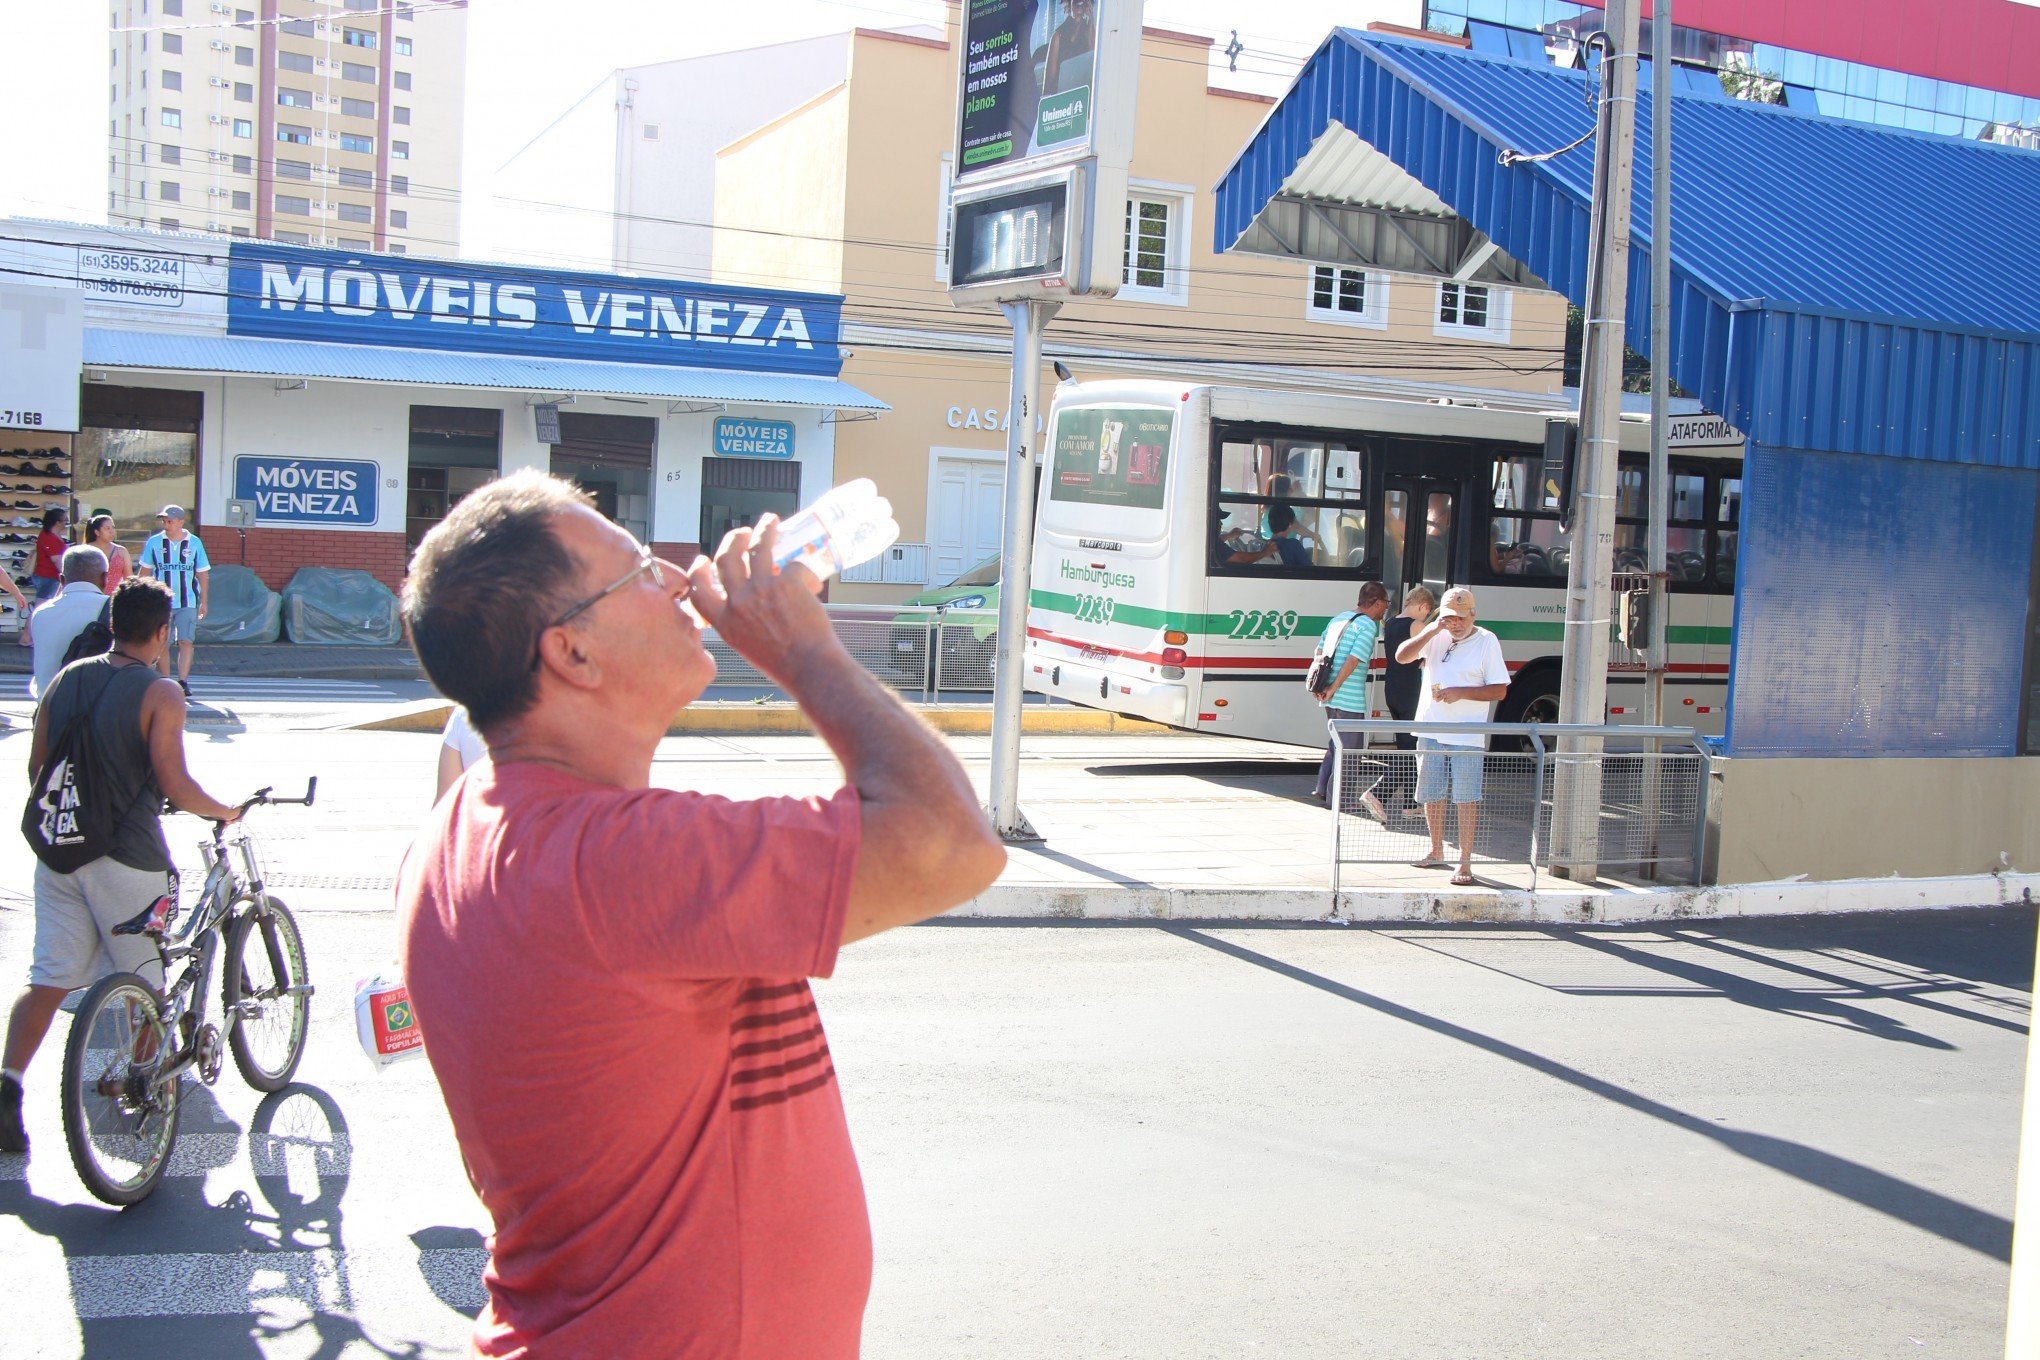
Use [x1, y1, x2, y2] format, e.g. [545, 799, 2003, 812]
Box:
[1493, 670, 1560, 751]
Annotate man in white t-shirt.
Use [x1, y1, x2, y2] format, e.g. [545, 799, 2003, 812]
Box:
[1393, 586, 1511, 885]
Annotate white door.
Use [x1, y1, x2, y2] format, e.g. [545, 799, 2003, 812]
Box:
[929, 454, 1005, 585]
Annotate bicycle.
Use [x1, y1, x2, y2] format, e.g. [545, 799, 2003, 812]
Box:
[59, 779, 319, 1205]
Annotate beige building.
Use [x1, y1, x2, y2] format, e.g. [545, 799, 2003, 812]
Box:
[710, 19, 1570, 601]
[108, 0, 464, 253]
[497, 14, 1569, 601]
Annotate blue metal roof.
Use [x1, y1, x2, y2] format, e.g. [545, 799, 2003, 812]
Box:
[81, 328, 889, 411]
[1213, 30, 2040, 469]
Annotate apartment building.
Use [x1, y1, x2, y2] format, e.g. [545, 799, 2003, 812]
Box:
[107, 0, 466, 252]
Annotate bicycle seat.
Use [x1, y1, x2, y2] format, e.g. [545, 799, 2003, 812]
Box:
[112, 895, 177, 938]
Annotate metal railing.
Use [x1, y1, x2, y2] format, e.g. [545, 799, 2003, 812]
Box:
[704, 603, 999, 702]
[1327, 720, 1710, 892]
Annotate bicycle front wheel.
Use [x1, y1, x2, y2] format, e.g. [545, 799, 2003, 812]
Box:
[61, 971, 182, 1205]
[224, 897, 310, 1092]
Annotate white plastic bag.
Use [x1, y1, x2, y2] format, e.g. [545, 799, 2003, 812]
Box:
[354, 972, 426, 1071]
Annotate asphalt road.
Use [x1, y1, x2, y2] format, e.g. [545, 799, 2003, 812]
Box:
[5, 907, 2030, 1359]
[0, 688, 2031, 1358]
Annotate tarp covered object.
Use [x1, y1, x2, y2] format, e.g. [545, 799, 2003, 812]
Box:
[194, 564, 282, 644]
[281, 568, 403, 646]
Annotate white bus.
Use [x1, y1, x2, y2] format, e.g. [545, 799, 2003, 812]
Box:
[1023, 380, 1743, 747]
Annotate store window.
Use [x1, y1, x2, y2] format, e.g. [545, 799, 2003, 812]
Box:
[701, 456, 800, 556]
[551, 412, 654, 545]
[75, 386, 202, 545]
[406, 406, 500, 552]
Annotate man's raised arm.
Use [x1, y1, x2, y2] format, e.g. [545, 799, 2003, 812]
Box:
[688, 522, 1006, 945]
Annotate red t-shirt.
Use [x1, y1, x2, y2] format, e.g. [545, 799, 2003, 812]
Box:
[397, 760, 870, 1359]
[32, 531, 64, 579]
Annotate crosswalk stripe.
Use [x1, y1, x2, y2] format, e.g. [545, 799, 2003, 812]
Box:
[0, 678, 396, 698]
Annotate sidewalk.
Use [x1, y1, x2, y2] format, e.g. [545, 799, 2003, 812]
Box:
[0, 638, 422, 680]
[306, 724, 2040, 925]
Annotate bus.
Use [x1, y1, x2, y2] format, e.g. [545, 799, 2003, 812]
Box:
[1023, 380, 1743, 748]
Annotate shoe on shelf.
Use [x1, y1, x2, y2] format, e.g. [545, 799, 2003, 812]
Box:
[0, 1073, 26, 1155]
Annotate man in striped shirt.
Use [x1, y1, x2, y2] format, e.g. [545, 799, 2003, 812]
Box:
[135, 504, 210, 696]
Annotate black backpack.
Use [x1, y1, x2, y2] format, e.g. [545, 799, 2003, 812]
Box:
[59, 599, 114, 669]
[1305, 612, 1359, 700]
[22, 665, 150, 873]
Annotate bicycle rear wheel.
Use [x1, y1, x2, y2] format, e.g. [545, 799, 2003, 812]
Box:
[224, 897, 310, 1092]
[61, 972, 182, 1205]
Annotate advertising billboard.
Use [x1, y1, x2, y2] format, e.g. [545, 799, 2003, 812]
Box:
[957, 0, 1101, 179]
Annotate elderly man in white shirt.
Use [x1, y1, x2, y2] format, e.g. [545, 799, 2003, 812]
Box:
[1394, 585, 1512, 885]
[28, 545, 110, 701]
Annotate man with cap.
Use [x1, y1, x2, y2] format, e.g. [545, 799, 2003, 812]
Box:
[135, 504, 211, 695]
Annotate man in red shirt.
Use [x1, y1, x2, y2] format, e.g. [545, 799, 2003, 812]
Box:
[397, 472, 1005, 1358]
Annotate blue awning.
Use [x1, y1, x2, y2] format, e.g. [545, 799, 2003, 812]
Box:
[1213, 31, 2040, 469]
[81, 328, 889, 412]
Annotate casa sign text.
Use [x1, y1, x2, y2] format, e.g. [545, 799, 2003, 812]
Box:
[945, 403, 1045, 433]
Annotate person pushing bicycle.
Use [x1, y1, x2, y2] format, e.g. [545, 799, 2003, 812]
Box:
[1, 578, 243, 1156]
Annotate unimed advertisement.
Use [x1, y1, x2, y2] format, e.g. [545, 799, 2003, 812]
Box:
[958, 0, 1098, 177]
[1049, 406, 1173, 510]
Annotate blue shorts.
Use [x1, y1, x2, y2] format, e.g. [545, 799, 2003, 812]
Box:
[30, 575, 60, 603]
[1415, 736, 1485, 804]
[170, 605, 199, 644]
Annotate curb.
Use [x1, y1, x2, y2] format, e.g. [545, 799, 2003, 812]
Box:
[955, 872, 2040, 924]
[344, 700, 1168, 737]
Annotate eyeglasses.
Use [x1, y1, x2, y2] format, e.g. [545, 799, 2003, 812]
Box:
[549, 545, 664, 630]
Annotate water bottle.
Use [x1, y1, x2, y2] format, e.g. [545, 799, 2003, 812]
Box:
[770, 478, 900, 584]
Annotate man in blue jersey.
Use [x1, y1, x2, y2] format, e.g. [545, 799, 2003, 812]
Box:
[135, 504, 211, 696]
[1312, 580, 1389, 812]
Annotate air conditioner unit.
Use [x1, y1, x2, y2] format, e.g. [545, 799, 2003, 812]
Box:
[210, 40, 229, 51]
[208, 76, 228, 88]
[210, 3, 230, 12]
[208, 114, 227, 124]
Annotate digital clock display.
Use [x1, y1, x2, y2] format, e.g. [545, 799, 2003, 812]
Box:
[950, 180, 1069, 290]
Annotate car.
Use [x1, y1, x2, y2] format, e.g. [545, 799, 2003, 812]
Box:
[888, 554, 1000, 690]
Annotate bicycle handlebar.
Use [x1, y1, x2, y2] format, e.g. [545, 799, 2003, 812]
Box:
[231, 778, 318, 818]
[169, 777, 317, 831]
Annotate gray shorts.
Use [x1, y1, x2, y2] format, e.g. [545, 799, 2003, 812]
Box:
[29, 858, 172, 991]
[169, 606, 199, 644]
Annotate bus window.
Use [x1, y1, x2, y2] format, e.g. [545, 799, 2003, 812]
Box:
[1419, 491, 1454, 594]
[1617, 463, 1647, 517]
[1384, 488, 1409, 596]
[1714, 476, 1742, 585]
[1493, 454, 1557, 512]
[1489, 515, 1571, 577]
[1212, 431, 1366, 571]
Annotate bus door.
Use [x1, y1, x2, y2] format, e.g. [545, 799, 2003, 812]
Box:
[1382, 479, 1458, 604]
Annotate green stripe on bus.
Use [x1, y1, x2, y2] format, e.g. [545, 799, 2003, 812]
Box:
[1029, 590, 1731, 647]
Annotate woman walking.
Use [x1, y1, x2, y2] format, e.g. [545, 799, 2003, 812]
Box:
[85, 513, 133, 593]
[21, 507, 67, 648]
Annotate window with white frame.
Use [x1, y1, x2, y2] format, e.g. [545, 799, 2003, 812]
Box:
[1120, 188, 1189, 305]
[1307, 264, 1388, 327]
[1435, 281, 1510, 340]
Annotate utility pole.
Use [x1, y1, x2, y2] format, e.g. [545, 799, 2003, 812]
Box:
[1551, 0, 1642, 882]
[1644, 0, 1672, 729]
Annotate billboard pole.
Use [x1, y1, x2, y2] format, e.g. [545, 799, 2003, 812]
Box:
[1645, 0, 1672, 730]
[986, 297, 1058, 839]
